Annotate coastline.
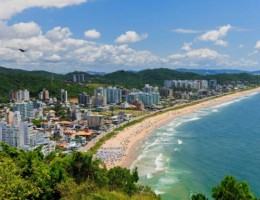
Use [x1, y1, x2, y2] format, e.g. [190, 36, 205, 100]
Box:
[96, 87, 260, 169]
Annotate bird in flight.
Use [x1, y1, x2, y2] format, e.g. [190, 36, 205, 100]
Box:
[18, 49, 27, 52]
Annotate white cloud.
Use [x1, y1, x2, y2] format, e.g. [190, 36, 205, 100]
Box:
[0, 0, 87, 20]
[0, 22, 163, 72]
[198, 24, 232, 47]
[239, 44, 244, 49]
[181, 42, 192, 51]
[170, 48, 228, 61]
[172, 28, 200, 34]
[46, 27, 72, 41]
[84, 29, 101, 39]
[115, 31, 148, 43]
[0, 21, 257, 72]
[249, 40, 260, 56]
[168, 48, 230, 68]
[255, 40, 260, 49]
[0, 21, 41, 39]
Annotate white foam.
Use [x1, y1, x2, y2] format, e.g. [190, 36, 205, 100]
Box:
[167, 127, 174, 132]
[162, 132, 174, 136]
[146, 173, 153, 179]
[154, 189, 165, 195]
[178, 139, 183, 145]
[137, 153, 146, 161]
[174, 148, 179, 151]
[144, 138, 160, 151]
[158, 176, 179, 185]
[155, 153, 165, 171]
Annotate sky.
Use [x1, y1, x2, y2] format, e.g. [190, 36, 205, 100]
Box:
[1, 0, 260, 73]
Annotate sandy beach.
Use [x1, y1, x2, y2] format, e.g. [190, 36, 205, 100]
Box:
[95, 87, 260, 169]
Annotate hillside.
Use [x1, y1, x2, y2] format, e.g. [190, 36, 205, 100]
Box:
[0, 66, 259, 102]
[98, 68, 260, 88]
[0, 143, 160, 200]
[0, 68, 93, 102]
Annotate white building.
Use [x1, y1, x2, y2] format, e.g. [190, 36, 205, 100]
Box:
[9, 89, 30, 102]
[61, 89, 68, 103]
[13, 101, 35, 120]
[106, 86, 122, 104]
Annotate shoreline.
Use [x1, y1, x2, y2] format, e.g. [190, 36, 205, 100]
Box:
[96, 87, 260, 169]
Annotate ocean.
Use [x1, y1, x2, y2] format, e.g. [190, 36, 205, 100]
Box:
[131, 92, 260, 200]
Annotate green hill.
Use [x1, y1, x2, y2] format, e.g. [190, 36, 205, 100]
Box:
[0, 66, 259, 103]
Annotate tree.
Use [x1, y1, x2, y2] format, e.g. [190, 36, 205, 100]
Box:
[212, 176, 257, 200]
[192, 193, 208, 200]
[0, 157, 41, 199]
[107, 166, 139, 195]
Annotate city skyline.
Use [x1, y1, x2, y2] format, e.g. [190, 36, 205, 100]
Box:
[1, 0, 260, 72]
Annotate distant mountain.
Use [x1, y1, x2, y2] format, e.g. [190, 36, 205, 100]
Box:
[175, 68, 249, 75]
[86, 71, 106, 76]
[98, 68, 260, 88]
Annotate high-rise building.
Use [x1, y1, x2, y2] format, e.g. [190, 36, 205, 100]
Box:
[199, 80, 209, 89]
[13, 102, 34, 120]
[9, 89, 30, 102]
[159, 87, 173, 98]
[164, 80, 209, 90]
[126, 91, 160, 106]
[6, 111, 14, 124]
[208, 80, 217, 89]
[73, 74, 85, 82]
[106, 86, 122, 104]
[19, 122, 34, 147]
[60, 89, 68, 103]
[91, 94, 107, 107]
[87, 115, 104, 128]
[0, 121, 19, 147]
[13, 111, 21, 126]
[143, 84, 158, 93]
[39, 88, 50, 101]
[0, 121, 35, 148]
[78, 92, 91, 106]
[94, 87, 107, 97]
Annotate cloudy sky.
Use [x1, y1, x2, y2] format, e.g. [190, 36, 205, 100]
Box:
[1, 0, 260, 73]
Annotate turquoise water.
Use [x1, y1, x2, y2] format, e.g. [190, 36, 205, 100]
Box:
[131, 92, 260, 199]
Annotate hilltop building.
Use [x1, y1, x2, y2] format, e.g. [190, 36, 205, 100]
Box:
[73, 74, 85, 83]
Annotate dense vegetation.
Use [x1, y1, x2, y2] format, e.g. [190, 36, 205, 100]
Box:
[1, 66, 260, 102]
[0, 67, 94, 102]
[192, 176, 258, 200]
[0, 142, 159, 200]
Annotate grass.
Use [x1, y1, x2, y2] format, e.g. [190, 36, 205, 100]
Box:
[86, 83, 108, 89]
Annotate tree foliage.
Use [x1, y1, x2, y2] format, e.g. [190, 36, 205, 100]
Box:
[0, 142, 160, 200]
[212, 176, 257, 200]
[191, 176, 258, 200]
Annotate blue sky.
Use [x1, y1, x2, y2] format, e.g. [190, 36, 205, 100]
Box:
[1, 0, 260, 73]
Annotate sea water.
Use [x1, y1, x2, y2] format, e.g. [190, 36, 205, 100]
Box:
[131, 92, 260, 199]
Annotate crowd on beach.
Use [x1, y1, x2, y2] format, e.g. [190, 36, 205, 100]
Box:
[95, 119, 160, 168]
